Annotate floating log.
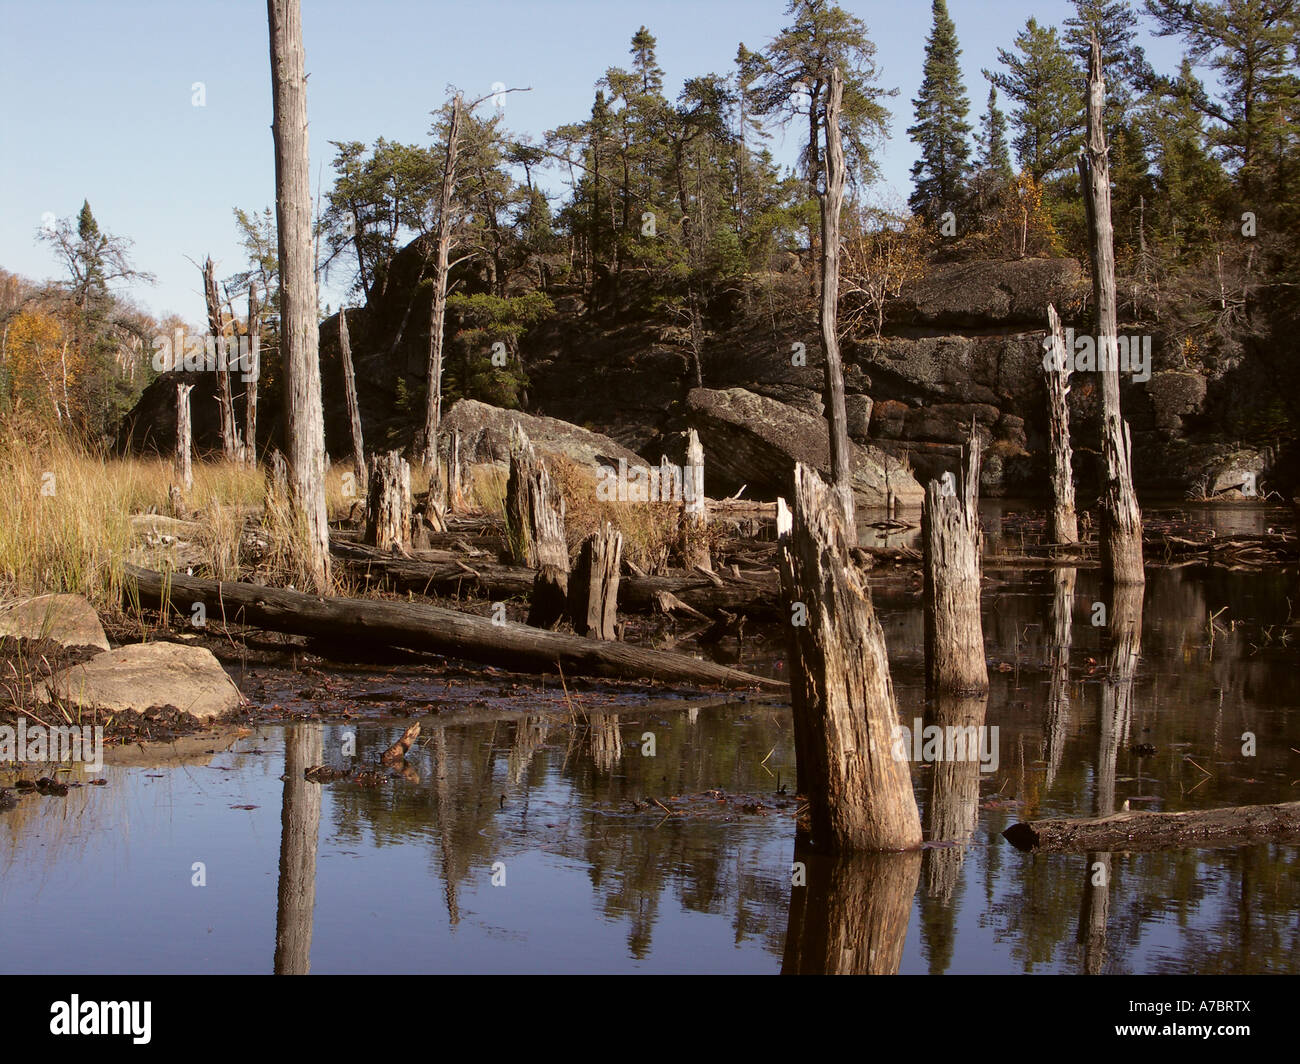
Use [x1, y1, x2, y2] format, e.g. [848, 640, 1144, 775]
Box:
[569, 523, 622, 639]
[123, 565, 783, 690]
[777, 463, 922, 852]
[922, 424, 988, 696]
[364, 450, 412, 552]
[1004, 801, 1300, 853]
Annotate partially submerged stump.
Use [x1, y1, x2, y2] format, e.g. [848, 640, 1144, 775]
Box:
[922, 424, 988, 696]
[506, 425, 569, 628]
[569, 522, 622, 640]
[364, 450, 412, 552]
[777, 463, 922, 852]
[1044, 303, 1078, 545]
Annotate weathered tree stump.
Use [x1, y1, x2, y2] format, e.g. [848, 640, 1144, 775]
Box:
[777, 463, 922, 852]
[445, 428, 466, 513]
[506, 425, 569, 628]
[1079, 35, 1143, 585]
[174, 382, 194, 494]
[923, 424, 988, 696]
[1044, 303, 1078, 545]
[364, 450, 412, 552]
[266, 448, 289, 508]
[679, 428, 711, 572]
[569, 522, 622, 640]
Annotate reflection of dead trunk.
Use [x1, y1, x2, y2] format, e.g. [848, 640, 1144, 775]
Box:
[1044, 304, 1078, 544]
[782, 843, 921, 974]
[508, 715, 548, 784]
[1044, 566, 1077, 790]
[274, 722, 322, 975]
[777, 464, 922, 851]
[923, 693, 989, 902]
[1078, 850, 1110, 974]
[431, 725, 460, 927]
[587, 712, 623, 774]
[923, 425, 988, 697]
[1097, 582, 1143, 817]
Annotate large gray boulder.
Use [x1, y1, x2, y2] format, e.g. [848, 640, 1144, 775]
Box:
[38, 642, 244, 720]
[442, 399, 644, 471]
[0, 594, 110, 652]
[684, 387, 924, 506]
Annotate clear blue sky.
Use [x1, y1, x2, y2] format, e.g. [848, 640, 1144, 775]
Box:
[0, 0, 1189, 324]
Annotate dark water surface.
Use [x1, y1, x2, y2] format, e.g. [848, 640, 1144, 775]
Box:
[2, 505, 1296, 974]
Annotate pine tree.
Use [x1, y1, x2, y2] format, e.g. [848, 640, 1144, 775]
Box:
[977, 85, 1014, 179]
[907, 0, 973, 221]
[984, 18, 1082, 182]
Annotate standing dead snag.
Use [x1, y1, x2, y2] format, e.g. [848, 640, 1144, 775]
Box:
[1044, 303, 1078, 545]
[445, 428, 465, 513]
[1079, 34, 1143, 586]
[203, 256, 241, 463]
[923, 425, 988, 697]
[679, 428, 710, 572]
[505, 424, 569, 628]
[818, 66, 856, 539]
[174, 382, 194, 494]
[364, 450, 412, 552]
[338, 308, 365, 488]
[569, 522, 622, 640]
[777, 463, 922, 852]
[245, 280, 260, 466]
[268, 0, 331, 593]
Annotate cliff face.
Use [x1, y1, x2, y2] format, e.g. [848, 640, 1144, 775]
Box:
[118, 239, 1275, 499]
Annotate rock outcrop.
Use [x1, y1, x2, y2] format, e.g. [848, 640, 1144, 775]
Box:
[0, 594, 110, 652]
[684, 387, 923, 506]
[441, 399, 644, 471]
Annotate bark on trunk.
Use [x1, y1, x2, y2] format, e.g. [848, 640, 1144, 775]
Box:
[818, 67, 855, 539]
[1079, 34, 1143, 586]
[1044, 302, 1078, 544]
[922, 425, 988, 696]
[569, 522, 622, 639]
[422, 93, 463, 470]
[777, 462, 922, 852]
[338, 308, 365, 487]
[446, 428, 465, 512]
[124, 564, 785, 690]
[174, 382, 194, 493]
[204, 256, 241, 462]
[364, 450, 411, 552]
[505, 424, 569, 628]
[268, 0, 331, 592]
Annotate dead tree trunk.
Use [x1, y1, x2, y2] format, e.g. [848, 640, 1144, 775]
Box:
[506, 424, 568, 628]
[245, 280, 260, 466]
[364, 450, 411, 552]
[268, 0, 331, 592]
[273, 721, 321, 975]
[569, 522, 622, 639]
[923, 425, 988, 696]
[446, 428, 465, 512]
[1044, 303, 1078, 545]
[1079, 34, 1143, 586]
[679, 427, 711, 572]
[1005, 801, 1300, 853]
[422, 92, 463, 471]
[338, 308, 365, 487]
[266, 447, 290, 507]
[818, 67, 855, 539]
[175, 382, 194, 493]
[203, 256, 241, 463]
[777, 462, 922, 852]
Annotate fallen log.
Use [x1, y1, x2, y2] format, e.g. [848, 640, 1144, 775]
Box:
[124, 565, 784, 691]
[1003, 800, 1300, 853]
[331, 540, 783, 618]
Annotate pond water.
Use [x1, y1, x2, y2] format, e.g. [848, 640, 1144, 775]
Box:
[1, 505, 1296, 974]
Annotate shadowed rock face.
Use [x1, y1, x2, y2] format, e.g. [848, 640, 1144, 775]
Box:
[892, 257, 1086, 329]
[441, 399, 644, 472]
[684, 387, 923, 506]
